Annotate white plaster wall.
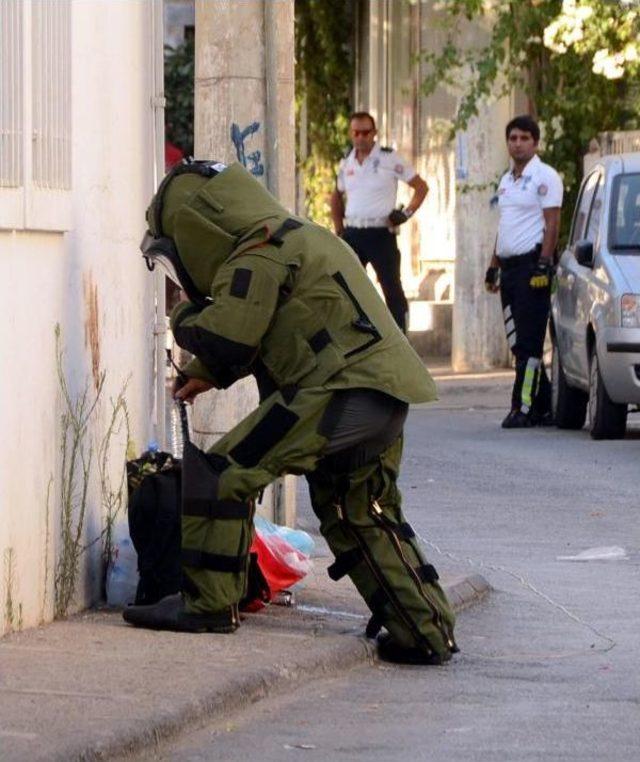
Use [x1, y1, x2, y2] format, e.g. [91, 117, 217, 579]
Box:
[0, 232, 67, 631]
[0, 0, 156, 633]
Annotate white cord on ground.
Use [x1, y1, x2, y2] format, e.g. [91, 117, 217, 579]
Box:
[417, 532, 617, 653]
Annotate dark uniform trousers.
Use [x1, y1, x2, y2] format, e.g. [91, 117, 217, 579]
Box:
[342, 227, 409, 332]
[499, 249, 552, 416]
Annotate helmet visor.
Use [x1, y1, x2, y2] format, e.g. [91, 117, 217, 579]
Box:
[140, 231, 181, 286]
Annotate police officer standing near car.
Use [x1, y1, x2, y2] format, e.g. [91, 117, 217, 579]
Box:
[330, 112, 428, 332]
[485, 115, 563, 429]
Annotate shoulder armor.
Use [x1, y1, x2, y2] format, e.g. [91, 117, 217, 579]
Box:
[380, 146, 393, 153]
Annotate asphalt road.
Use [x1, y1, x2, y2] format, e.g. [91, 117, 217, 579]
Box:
[138, 373, 640, 761]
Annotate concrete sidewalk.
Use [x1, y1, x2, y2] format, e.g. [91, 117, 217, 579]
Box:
[418, 357, 513, 414]
[1, 366, 497, 761]
[0, 555, 489, 762]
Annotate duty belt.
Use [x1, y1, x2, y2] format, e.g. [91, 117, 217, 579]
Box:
[344, 216, 389, 229]
[498, 245, 541, 270]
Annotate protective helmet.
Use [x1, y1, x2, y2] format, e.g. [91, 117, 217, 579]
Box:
[140, 159, 289, 306]
[140, 159, 227, 308]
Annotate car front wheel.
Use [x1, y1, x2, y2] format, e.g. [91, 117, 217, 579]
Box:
[551, 336, 587, 429]
[588, 347, 627, 439]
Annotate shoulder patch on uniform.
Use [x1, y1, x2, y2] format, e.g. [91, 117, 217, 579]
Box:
[394, 163, 404, 174]
[537, 184, 548, 196]
[229, 268, 252, 299]
[380, 146, 393, 153]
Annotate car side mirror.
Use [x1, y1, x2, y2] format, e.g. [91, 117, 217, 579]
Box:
[573, 240, 594, 268]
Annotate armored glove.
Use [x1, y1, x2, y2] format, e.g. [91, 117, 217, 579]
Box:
[529, 258, 552, 289]
[484, 266, 500, 292]
[388, 208, 412, 226]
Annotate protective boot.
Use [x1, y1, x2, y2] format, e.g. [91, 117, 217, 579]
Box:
[123, 593, 239, 633]
[376, 632, 451, 665]
[307, 437, 457, 663]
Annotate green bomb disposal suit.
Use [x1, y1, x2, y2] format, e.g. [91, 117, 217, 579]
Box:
[127, 161, 457, 664]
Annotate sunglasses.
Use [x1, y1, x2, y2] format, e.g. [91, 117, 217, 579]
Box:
[351, 129, 374, 137]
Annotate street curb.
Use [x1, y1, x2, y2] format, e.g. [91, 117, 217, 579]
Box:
[69, 634, 375, 762]
[66, 573, 491, 761]
[446, 573, 492, 611]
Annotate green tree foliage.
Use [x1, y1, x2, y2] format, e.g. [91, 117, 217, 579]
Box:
[164, 38, 195, 157]
[295, 0, 355, 224]
[420, 0, 640, 236]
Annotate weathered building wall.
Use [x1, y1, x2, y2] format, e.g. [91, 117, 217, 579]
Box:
[0, 0, 157, 633]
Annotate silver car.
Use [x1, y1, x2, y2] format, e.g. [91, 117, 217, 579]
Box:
[551, 153, 640, 439]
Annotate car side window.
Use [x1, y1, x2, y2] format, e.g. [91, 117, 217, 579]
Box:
[584, 175, 604, 243]
[610, 173, 640, 249]
[570, 171, 599, 244]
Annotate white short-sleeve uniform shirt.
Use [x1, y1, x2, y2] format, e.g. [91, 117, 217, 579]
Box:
[496, 154, 563, 258]
[337, 144, 416, 222]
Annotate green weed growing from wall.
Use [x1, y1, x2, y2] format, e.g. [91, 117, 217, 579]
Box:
[53, 326, 132, 618]
[94, 387, 131, 593]
[39, 476, 53, 625]
[4, 547, 18, 632]
[54, 325, 105, 618]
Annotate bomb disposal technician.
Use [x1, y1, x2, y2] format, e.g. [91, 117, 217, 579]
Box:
[124, 160, 457, 665]
[485, 115, 563, 428]
[330, 112, 428, 333]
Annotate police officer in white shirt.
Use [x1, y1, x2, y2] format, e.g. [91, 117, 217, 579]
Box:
[330, 112, 428, 332]
[485, 115, 563, 428]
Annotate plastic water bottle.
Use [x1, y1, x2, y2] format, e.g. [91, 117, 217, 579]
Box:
[106, 522, 139, 607]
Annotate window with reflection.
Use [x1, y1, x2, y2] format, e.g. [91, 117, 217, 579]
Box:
[610, 173, 640, 251]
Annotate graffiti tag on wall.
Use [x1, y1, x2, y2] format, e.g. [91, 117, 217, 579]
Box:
[231, 121, 264, 177]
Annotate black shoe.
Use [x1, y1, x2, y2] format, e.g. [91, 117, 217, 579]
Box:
[123, 594, 239, 633]
[376, 633, 453, 666]
[501, 410, 533, 429]
[531, 411, 554, 427]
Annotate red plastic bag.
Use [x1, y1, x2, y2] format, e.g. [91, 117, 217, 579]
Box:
[243, 527, 313, 612]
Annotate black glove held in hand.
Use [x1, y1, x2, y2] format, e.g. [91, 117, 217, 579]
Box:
[484, 266, 499, 292]
[388, 208, 410, 226]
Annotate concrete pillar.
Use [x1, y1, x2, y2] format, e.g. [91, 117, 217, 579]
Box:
[193, 0, 296, 525]
[451, 104, 511, 371]
[194, 0, 294, 200]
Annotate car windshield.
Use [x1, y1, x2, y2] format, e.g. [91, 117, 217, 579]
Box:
[610, 172, 640, 252]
